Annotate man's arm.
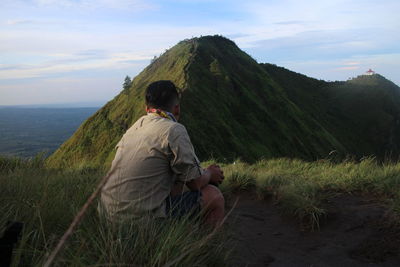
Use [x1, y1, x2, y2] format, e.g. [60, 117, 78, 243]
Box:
[186, 164, 224, 191]
[168, 124, 224, 192]
[170, 164, 224, 196]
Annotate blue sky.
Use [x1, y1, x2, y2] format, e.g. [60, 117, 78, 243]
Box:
[1, 0, 399, 105]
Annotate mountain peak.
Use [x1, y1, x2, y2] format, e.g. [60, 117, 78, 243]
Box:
[182, 34, 237, 45]
[47, 35, 345, 167]
[346, 73, 400, 96]
[46, 36, 400, 168]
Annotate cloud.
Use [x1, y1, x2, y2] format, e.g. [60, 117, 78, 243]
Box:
[0, 64, 26, 71]
[5, 19, 36, 25]
[243, 25, 400, 65]
[342, 61, 361, 66]
[233, 0, 400, 48]
[40, 0, 157, 10]
[273, 20, 309, 25]
[0, 52, 152, 80]
[274, 53, 400, 85]
[1, 0, 157, 11]
[76, 50, 108, 56]
[0, 76, 123, 105]
[335, 66, 360, 71]
[225, 33, 251, 39]
[1, 0, 399, 104]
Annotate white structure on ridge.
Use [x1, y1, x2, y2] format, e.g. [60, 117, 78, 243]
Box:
[365, 69, 375, 75]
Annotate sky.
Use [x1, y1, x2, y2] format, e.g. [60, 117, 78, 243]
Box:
[1, 0, 399, 105]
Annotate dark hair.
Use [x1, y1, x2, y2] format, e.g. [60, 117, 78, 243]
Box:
[145, 80, 179, 111]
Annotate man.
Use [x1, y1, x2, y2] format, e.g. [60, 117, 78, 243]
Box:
[100, 80, 225, 227]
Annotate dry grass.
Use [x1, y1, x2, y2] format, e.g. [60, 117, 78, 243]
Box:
[220, 158, 400, 230]
[1, 156, 399, 265]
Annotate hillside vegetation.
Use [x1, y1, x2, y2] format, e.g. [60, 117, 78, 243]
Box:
[0, 156, 227, 266]
[47, 35, 400, 168]
[262, 64, 400, 160]
[181, 36, 343, 161]
[1, 155, 399, 265]
[220, 158, 400, 230]
[46, 40, 195, 168]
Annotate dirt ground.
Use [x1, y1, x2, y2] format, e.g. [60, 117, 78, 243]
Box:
[226, 193, 400, 267]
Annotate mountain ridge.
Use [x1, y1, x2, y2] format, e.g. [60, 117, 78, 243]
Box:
[262, 63, 400, 160]
[46, 35, 400, 168]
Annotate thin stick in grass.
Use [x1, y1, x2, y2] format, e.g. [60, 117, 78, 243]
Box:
[43, 166, 117, 267]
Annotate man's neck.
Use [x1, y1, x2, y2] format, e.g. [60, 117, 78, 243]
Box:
[147, 108, 177, 122]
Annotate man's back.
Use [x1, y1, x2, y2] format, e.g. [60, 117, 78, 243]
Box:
[100, 113, 201, 221]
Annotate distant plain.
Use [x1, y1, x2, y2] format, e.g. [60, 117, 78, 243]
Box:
[0, 107, 98, 157]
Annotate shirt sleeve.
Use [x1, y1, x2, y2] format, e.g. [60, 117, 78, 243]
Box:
[168, 123, 203, 183]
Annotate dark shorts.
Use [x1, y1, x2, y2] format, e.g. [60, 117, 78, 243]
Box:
[165, 191, 202, 219]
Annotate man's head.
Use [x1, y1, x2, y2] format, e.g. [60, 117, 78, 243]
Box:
[145, 80, 180, 120]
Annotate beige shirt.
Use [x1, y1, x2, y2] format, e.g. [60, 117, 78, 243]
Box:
[100, 113, 203, 221]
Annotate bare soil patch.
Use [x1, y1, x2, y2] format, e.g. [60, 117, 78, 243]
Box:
[226, 193, 400, 266]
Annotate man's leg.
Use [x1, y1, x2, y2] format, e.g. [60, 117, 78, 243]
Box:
[201, 185, 225, 227]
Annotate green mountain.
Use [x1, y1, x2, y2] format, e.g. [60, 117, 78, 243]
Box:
[47, 36, 400, 168]
[262, 64, 400, 160]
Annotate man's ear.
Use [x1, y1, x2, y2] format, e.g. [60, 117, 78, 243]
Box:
[172, 104, 180, 119]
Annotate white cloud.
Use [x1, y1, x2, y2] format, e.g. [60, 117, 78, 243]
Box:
[277, 53, 400, 84]
[5, 19, 35, 25]
[335, 66, 360, 71]
[0, 76, 123, 105]
[6, 0, 158, 10]
[0, 0, 399, 104]
[231, 0, 400, 47]
[0, 52, 151, 80]
[343, 61, 361, 66]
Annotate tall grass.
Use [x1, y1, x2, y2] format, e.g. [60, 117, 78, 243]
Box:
[0, 154, 45, 173]
[0, 157, 227, 266]
[221, 158, 400, 230]
[2, 156, 400, 265]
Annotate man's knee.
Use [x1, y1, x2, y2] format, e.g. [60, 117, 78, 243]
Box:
[201, 184, 224, 209]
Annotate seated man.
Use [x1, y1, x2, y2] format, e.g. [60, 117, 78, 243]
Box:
[100, 80, 225, 227]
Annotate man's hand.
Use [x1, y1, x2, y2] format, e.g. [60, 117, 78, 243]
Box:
[186, 164, 224, 191]
[207, 164, 224, 186]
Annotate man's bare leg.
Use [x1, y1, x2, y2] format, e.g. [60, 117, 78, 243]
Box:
[201, 184, 225, 227]
[170, 182, 184, 197]
[169, 182, 225, 227]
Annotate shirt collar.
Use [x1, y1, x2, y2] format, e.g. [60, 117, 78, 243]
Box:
[147, 108, 177, 122]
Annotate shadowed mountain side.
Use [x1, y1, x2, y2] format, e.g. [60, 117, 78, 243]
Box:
[180, 36, 344, 161]
[47, 36, 344, 168]
[262, 63, 400, 160]
[47, 35, 400, 168]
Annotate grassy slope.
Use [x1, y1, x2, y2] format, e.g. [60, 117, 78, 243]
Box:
[48, 36, 345, 168]
[262, 63, 400, 160]
[183, 36, 344, 161]
[47, 36, 400, 168]
[2, 155, 399, 265]
[327, 75, 400, 159]
[46, 40, 196, 168]
[0, 156, 228, 266]
[223, 158, 400, 230]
